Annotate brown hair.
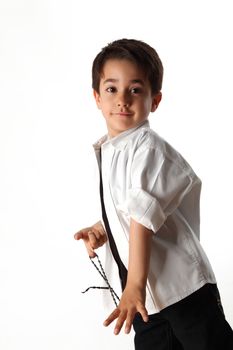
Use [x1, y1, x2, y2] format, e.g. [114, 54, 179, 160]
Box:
[92, 38, 163, 95]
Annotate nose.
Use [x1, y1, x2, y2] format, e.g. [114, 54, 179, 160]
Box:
[117, 92, 130, 107]
[118, 101, 128, 107]
[117, 102, 128, 107]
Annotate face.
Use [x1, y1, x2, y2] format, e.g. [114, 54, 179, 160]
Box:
[93, 59, 162, 138]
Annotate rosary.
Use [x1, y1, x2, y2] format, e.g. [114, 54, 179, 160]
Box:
[82, 254, 120, 308]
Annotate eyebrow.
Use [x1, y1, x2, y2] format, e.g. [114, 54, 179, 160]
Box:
[103, 78, 145, 85]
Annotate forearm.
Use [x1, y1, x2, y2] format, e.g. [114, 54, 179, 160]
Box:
[103, 218, 152, 334]
[126, 218, 153, 289]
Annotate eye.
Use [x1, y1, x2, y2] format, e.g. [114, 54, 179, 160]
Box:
[106, 86, 117, 93]
[130, 87, 142, 94]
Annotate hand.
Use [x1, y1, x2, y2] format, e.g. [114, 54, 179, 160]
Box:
[103, 285, 148, 335]
[74, 221, 107, 258]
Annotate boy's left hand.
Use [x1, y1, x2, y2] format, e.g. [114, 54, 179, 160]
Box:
[103, 285, 148, 335]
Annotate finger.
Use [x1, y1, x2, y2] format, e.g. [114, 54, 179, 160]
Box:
[101, 232, 108, 243]
[96, 227, 108, 242]
[103, 308, 120, 327]
[124, 310, 136, 334]
[74, 231, 84, 240]
[74, 227, 92, 240]
[90, 228, 101, 240]
[138, 305, 149, 323]
[88, 250, 96, 258]
[88, 231, 106, 249]
[83, 240, 96, 258]
[91, 228, 107, 246]
[113, 310, 127, 335]
[88, 231, 99, 249]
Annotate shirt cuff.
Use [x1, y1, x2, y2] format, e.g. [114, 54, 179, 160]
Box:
[117, 188, 166, 233]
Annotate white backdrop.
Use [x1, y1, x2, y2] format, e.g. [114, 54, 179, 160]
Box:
[0, 0, 233, 349]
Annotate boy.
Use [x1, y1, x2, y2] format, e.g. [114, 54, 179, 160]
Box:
[74, 39, 233, 349]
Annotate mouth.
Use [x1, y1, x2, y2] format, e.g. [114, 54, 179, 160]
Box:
[113, 112, 134, 117]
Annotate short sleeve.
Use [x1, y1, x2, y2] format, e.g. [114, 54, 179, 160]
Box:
[117, 147, 198, 233]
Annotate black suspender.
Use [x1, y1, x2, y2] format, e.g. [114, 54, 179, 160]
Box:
[99, 150, 128, 291]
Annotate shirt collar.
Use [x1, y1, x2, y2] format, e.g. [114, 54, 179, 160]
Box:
[93, 120, 150, 151]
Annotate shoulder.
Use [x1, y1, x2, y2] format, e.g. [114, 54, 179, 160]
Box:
[129, 125, 171, 156]
[130, 126, 198, 177]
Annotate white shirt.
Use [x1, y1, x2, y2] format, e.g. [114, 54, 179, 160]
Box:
[93, 120, 216, 314]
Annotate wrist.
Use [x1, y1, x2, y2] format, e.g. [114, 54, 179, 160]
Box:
[125, 278, 147, 291]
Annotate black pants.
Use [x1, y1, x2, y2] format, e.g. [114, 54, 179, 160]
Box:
[133, 284, 233, 350]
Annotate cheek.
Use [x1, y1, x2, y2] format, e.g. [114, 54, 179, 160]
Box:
[142, 99, 151, 112]
[100, 93, 111, 104]
[147, 96, 155, 111]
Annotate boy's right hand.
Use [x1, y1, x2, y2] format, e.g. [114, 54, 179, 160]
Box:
[74, 221, 107, 258]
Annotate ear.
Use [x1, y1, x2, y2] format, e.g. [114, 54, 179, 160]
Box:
[93, 90, 101, 110]
[151, 92, 162, 112]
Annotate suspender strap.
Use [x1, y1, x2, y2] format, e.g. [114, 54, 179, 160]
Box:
[99, 150, 128, 291]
